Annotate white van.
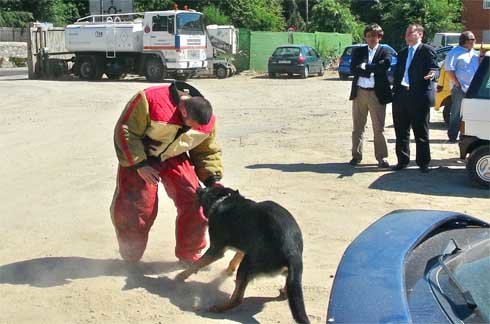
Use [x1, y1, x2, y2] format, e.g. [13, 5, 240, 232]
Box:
[430, 32, 460, 49]
[459, 52, 490, 188]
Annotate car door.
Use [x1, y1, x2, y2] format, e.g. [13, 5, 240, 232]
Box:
[303, 47, 315, 73]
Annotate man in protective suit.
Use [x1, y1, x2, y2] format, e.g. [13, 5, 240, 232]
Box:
[111, 81, 223, 264]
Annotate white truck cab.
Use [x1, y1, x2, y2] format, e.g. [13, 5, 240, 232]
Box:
[459, 52, 490, 188]
[430, 32, 460, 49]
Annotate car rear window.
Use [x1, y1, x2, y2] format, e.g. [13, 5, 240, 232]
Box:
[273, 47, 301, 56]
[343, 47, 354, 55]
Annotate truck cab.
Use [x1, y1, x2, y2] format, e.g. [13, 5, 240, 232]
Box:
[459, 52, 490, 188]
[430, 32, 460, 49]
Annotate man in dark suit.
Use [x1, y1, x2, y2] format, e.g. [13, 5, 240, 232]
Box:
[392, 23, 438, 173]
[349, 23, 392, 168]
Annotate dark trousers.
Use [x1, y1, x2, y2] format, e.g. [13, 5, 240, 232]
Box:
[392, 88, 431, 167]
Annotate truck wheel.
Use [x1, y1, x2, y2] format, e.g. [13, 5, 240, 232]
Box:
[442, 97, 452, 124]
[301, 66, 309, 79]
[145, 58, 165, 82]
[467, 145, 490, 188]
[269, 71, 276, 78]
[216, 65, 228, 79]
[79, 56, 102, 80]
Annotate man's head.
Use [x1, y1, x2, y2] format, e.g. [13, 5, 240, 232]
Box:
[178, 96, 213, 129]
[459, 31, 476, 50]
[364, 23, 383, 48]
[405, 24, 424, 46]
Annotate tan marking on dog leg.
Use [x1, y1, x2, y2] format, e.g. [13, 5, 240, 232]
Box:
[175, 254, 222, 281]
[278, 283, 288, 300]
[225, 251, 244, 275]
[209, 276, 248, 312]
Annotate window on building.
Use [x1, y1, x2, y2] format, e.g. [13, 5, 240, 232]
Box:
[484, 0, 490, 9]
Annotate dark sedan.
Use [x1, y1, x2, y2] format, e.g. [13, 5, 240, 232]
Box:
[268, 44, 324, 79]
[327, 210, 489, 324]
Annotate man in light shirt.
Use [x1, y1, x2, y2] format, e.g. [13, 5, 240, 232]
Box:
[348, 23, 393, 168]
[445, 31, 480, 143]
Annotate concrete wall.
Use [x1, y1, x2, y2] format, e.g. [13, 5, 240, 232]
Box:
[0, 42, 27, 67]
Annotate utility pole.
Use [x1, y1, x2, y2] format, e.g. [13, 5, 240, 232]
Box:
[306, 0, 309, 26]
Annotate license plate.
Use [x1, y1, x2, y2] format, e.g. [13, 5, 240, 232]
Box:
[278, 60, 290, 64]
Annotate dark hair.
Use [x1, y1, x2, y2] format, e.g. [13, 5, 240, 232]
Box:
[459, 31, 475, 46]
[184, 97, 213, 125]
[408, 23, 424, 34]
[364, 23, 384, 38]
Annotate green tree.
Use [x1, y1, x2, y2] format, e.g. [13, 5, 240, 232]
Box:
[309, 0, 363, 41]
[201, 5, 231, 26]
[381, 0, 462, 50]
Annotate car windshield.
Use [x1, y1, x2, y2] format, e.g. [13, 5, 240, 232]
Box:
[176, 13, 204, 35]
[447, 35, 460, 45]
[273, 47, 301, 56]
[431, 239, 490, 322]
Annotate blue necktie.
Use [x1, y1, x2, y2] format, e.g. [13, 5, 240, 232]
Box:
[403, 47, 414, 85]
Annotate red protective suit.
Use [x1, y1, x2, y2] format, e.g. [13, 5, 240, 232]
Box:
[110, 82, 222, 262]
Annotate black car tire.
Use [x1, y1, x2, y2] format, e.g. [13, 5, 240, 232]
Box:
[339, 73, 349, 80]
[318, 67, 324, 77]
[467, 145, 490, 188]
[442, 97, 452, 124]
[301, 66, 308, 79]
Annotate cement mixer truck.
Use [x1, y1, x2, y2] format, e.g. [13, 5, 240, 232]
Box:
[64, 9, 207, 81]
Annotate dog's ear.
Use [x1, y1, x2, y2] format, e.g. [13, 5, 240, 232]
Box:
[235, 190, 239, 195]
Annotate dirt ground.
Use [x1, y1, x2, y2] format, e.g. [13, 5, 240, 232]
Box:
[0, 70, 488, 324]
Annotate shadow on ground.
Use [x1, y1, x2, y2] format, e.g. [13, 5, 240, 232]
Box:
[246, 159, 489, 198]
[0, 256, 282, 323]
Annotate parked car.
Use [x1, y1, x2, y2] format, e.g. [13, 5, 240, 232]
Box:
[459, 51, 490, 188]
[268, 44, 324, 78]
[337, 44, 397, 82]
[435, 44, 489, 124]
[327, 210, 490, 324]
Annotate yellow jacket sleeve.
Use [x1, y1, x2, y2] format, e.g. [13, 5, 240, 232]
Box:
[113, 92, 150, 167]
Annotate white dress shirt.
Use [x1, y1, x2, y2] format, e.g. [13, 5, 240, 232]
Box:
[357, 44, 379, 89]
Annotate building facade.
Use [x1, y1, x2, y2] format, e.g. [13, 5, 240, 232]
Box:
[463, 0, 490, 43]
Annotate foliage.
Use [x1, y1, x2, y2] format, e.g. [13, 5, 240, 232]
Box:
[380, 0, 462, 50]
[134, 0, 173, 12]
[201, 5, 230, 26]
[309, 0, 363, 42]
[0, 10, 33, 27]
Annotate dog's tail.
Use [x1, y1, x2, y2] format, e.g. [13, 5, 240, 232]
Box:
[286, 256, 310, 324]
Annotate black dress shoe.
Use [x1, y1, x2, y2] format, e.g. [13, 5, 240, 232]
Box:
[420, 165, 430, 173]
[349, 158, 362, 166]
[392, 163, 408, 171]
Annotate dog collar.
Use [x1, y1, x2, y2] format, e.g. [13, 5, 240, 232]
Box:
[207, 193, 231, 216]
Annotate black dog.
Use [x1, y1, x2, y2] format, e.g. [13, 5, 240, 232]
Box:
[176, 186, 309, 324]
